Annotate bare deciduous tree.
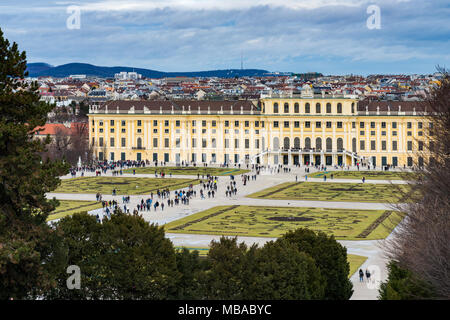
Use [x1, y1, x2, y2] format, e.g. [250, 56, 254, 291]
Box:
[40, 122, 93, 166]
[384, 67, 450, 299]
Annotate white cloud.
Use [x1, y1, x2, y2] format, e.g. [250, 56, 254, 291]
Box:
[71, 0, 408, 12]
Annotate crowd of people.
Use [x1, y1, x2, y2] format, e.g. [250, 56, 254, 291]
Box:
[90, 165, 273, 222]
[68, 160, 259, 178]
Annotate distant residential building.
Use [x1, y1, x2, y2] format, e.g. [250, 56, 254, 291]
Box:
[114, 71, 142, 80]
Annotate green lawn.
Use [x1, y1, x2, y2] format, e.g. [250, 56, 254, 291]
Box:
[175, 245, 366, 277]
[247, 182, 413, 203]
[47, 200, 102, 221]
[123, 166, 250, 176]
[309, 170, 416, 181]
[54, 177, 199, 195]
[164, 205, 404, 240]
[348, 254, 368, 278]
[175, 247, 210, 257]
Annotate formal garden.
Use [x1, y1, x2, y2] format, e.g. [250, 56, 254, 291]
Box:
[47, 200, 102, 221]
[308, 170, 416, 180]
[54, 177, 200, 195]
[164, 205, 404, 240]
[248, 182, 414, 202]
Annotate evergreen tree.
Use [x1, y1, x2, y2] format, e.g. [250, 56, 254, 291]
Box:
[46, 212, 180, 299]
[281, 228, 353, 300]
[379, 261, 435, 300]
[201, 237, 250, 299]
[170, 248, 207, 299]
[0, 28, 69, 299]
[250, 240, 325, 300]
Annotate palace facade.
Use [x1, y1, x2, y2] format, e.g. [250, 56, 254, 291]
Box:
[88, 92, 431, 168]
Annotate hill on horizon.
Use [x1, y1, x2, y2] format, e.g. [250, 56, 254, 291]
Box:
[26, 62, 273, 79]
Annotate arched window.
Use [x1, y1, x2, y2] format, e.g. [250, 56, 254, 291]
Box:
[316, 103, 321, 114]
[294, 137, 300, 149]
[137, 137, 142, 149]
[294, 103, 299, 113]
[326, 103, 332, 114]
[326, 138, 332, 151]
[351, 102, 355, 114]
[284, 103, 289, 113]
[273, 137, 279, 150]
[352, 138, 356, 153]
[283, 137, 290, 149]
[337, 103, 342, 114]
[305, 137, 311, 150]
[305, 103, 310, 113]
[273, 103, 279, 113]
[316, 137, 322, 150]
[337, 138, 343, 151]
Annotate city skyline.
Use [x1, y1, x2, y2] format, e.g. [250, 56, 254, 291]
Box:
[1, 0, 449, 75]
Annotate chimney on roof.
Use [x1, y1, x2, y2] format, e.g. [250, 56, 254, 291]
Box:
[230, 105, 233, 114]
[171, 105, 174, 114]
[105, 105, 108, 113]
[208, 106, 210, 114]
[160, 106, 162, 114]
[198, 106, 201, 114]
[398, 105, 401, 112]
[240, 105, 243, 114]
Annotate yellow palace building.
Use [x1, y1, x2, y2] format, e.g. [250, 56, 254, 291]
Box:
[88, 90, 430, 168]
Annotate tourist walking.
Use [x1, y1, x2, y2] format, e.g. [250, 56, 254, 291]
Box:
[365, 268, 371, 283]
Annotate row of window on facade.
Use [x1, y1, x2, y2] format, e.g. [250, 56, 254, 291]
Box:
[94, 119, 266, 128]
[94, 120, 430, 134]
[370, 156, 427, 167]
[97, 151, 243, 164]
[270, 102, 349, 114]
[94, 136, 426, 153]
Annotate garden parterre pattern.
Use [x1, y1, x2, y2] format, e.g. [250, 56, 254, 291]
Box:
[47, 200, 102, 221]
[247, 182, 412, 203]
[164, 205, 403, 240]
[308, 170, 416, 180]
[54, 177, 200, 195]
[123, 166, 250, 176]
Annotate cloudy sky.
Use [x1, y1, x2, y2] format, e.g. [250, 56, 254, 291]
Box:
[1, 0, 449, 74]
